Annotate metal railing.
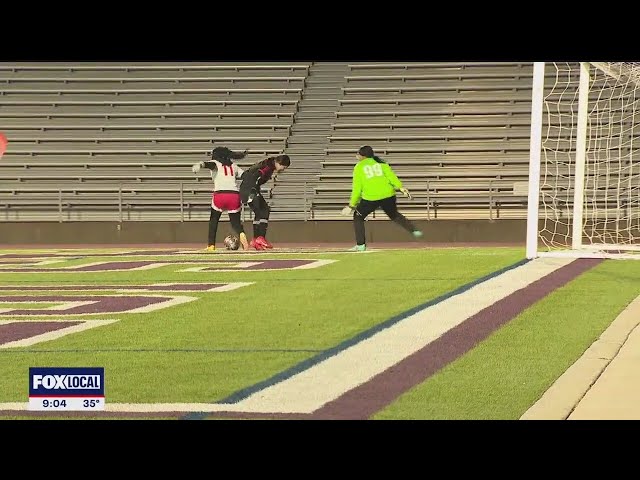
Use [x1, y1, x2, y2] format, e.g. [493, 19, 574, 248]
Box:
[0, 179, 549, 222]
[0, 181, 317, 222]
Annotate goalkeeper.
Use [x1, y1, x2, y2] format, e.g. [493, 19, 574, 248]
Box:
[341, 145, 423, 252]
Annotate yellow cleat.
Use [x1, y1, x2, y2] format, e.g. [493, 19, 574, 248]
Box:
[239, 232, 250, 250]
[204, 245, 216, 252]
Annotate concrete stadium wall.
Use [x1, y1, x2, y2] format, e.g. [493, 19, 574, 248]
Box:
[0, 219, 528, 246]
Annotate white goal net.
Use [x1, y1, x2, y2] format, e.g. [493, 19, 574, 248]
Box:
[532, 62, 640, 258]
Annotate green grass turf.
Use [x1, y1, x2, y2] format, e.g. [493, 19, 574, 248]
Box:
[373, 258, 640, 419]
[0, 247, 524, 406]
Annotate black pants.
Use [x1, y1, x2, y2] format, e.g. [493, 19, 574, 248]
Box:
[353, 196, 416, 246]
[208, 208, 244, 246]
[239, 191, 271, 239]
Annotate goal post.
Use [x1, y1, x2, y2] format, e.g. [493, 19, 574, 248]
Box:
[527, 61, 640, 259]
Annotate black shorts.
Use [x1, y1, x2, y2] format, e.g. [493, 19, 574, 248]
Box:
[354, 195, 398, 219]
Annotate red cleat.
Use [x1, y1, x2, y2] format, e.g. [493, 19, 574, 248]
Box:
[250, 239, 265, 250]
[255, 236, 273, 249]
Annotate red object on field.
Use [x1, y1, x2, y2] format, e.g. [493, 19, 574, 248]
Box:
[0, 132, 7, 158]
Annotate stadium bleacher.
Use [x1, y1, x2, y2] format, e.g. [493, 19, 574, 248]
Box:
[0, 62, 585, 222]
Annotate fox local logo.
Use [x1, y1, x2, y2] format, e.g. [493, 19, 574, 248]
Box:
[33, 374, 101, 390]
[29, 367, 104, 395]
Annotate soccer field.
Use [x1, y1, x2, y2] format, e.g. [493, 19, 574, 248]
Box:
[0, 246, 637, 420]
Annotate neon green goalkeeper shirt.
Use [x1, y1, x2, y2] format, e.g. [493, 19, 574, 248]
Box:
[349, 157, 403, 207]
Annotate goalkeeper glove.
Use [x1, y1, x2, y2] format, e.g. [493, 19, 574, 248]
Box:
[400, 187, 412, 200]
[192, 162, 204, 174]
[341, 205, 354, 217]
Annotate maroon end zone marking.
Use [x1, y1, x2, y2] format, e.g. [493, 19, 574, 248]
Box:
[0, 410, 310, 419]
[0, 251, 179, 259]
[0, 259, 324, 272]
[106, 250, 180, 256]
[1, 295, 172, 315]
[0, 254, 75, 259]
[0, 259, 80, 264]
[0, 321, 83, 345]
[0, 261, 158, 272]
[130, 284, 224, 291]
[0, 410, 189, 419]
[197, 259, 318, 270]
[202, 411, 313, 420]
[0, 284, 225, 292]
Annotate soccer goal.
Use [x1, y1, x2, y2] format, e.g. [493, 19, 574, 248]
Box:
[526, 62, 640, 259]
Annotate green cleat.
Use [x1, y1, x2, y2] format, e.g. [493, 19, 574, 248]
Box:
[348, 244, 367, 252]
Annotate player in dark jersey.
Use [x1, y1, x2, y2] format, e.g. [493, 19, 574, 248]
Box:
[239, 154, 290, 250]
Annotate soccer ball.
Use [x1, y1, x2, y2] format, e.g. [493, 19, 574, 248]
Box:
[224, 235, 240, 251]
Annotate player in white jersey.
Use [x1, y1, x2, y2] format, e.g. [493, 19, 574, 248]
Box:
[192, 147, 250, 251]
